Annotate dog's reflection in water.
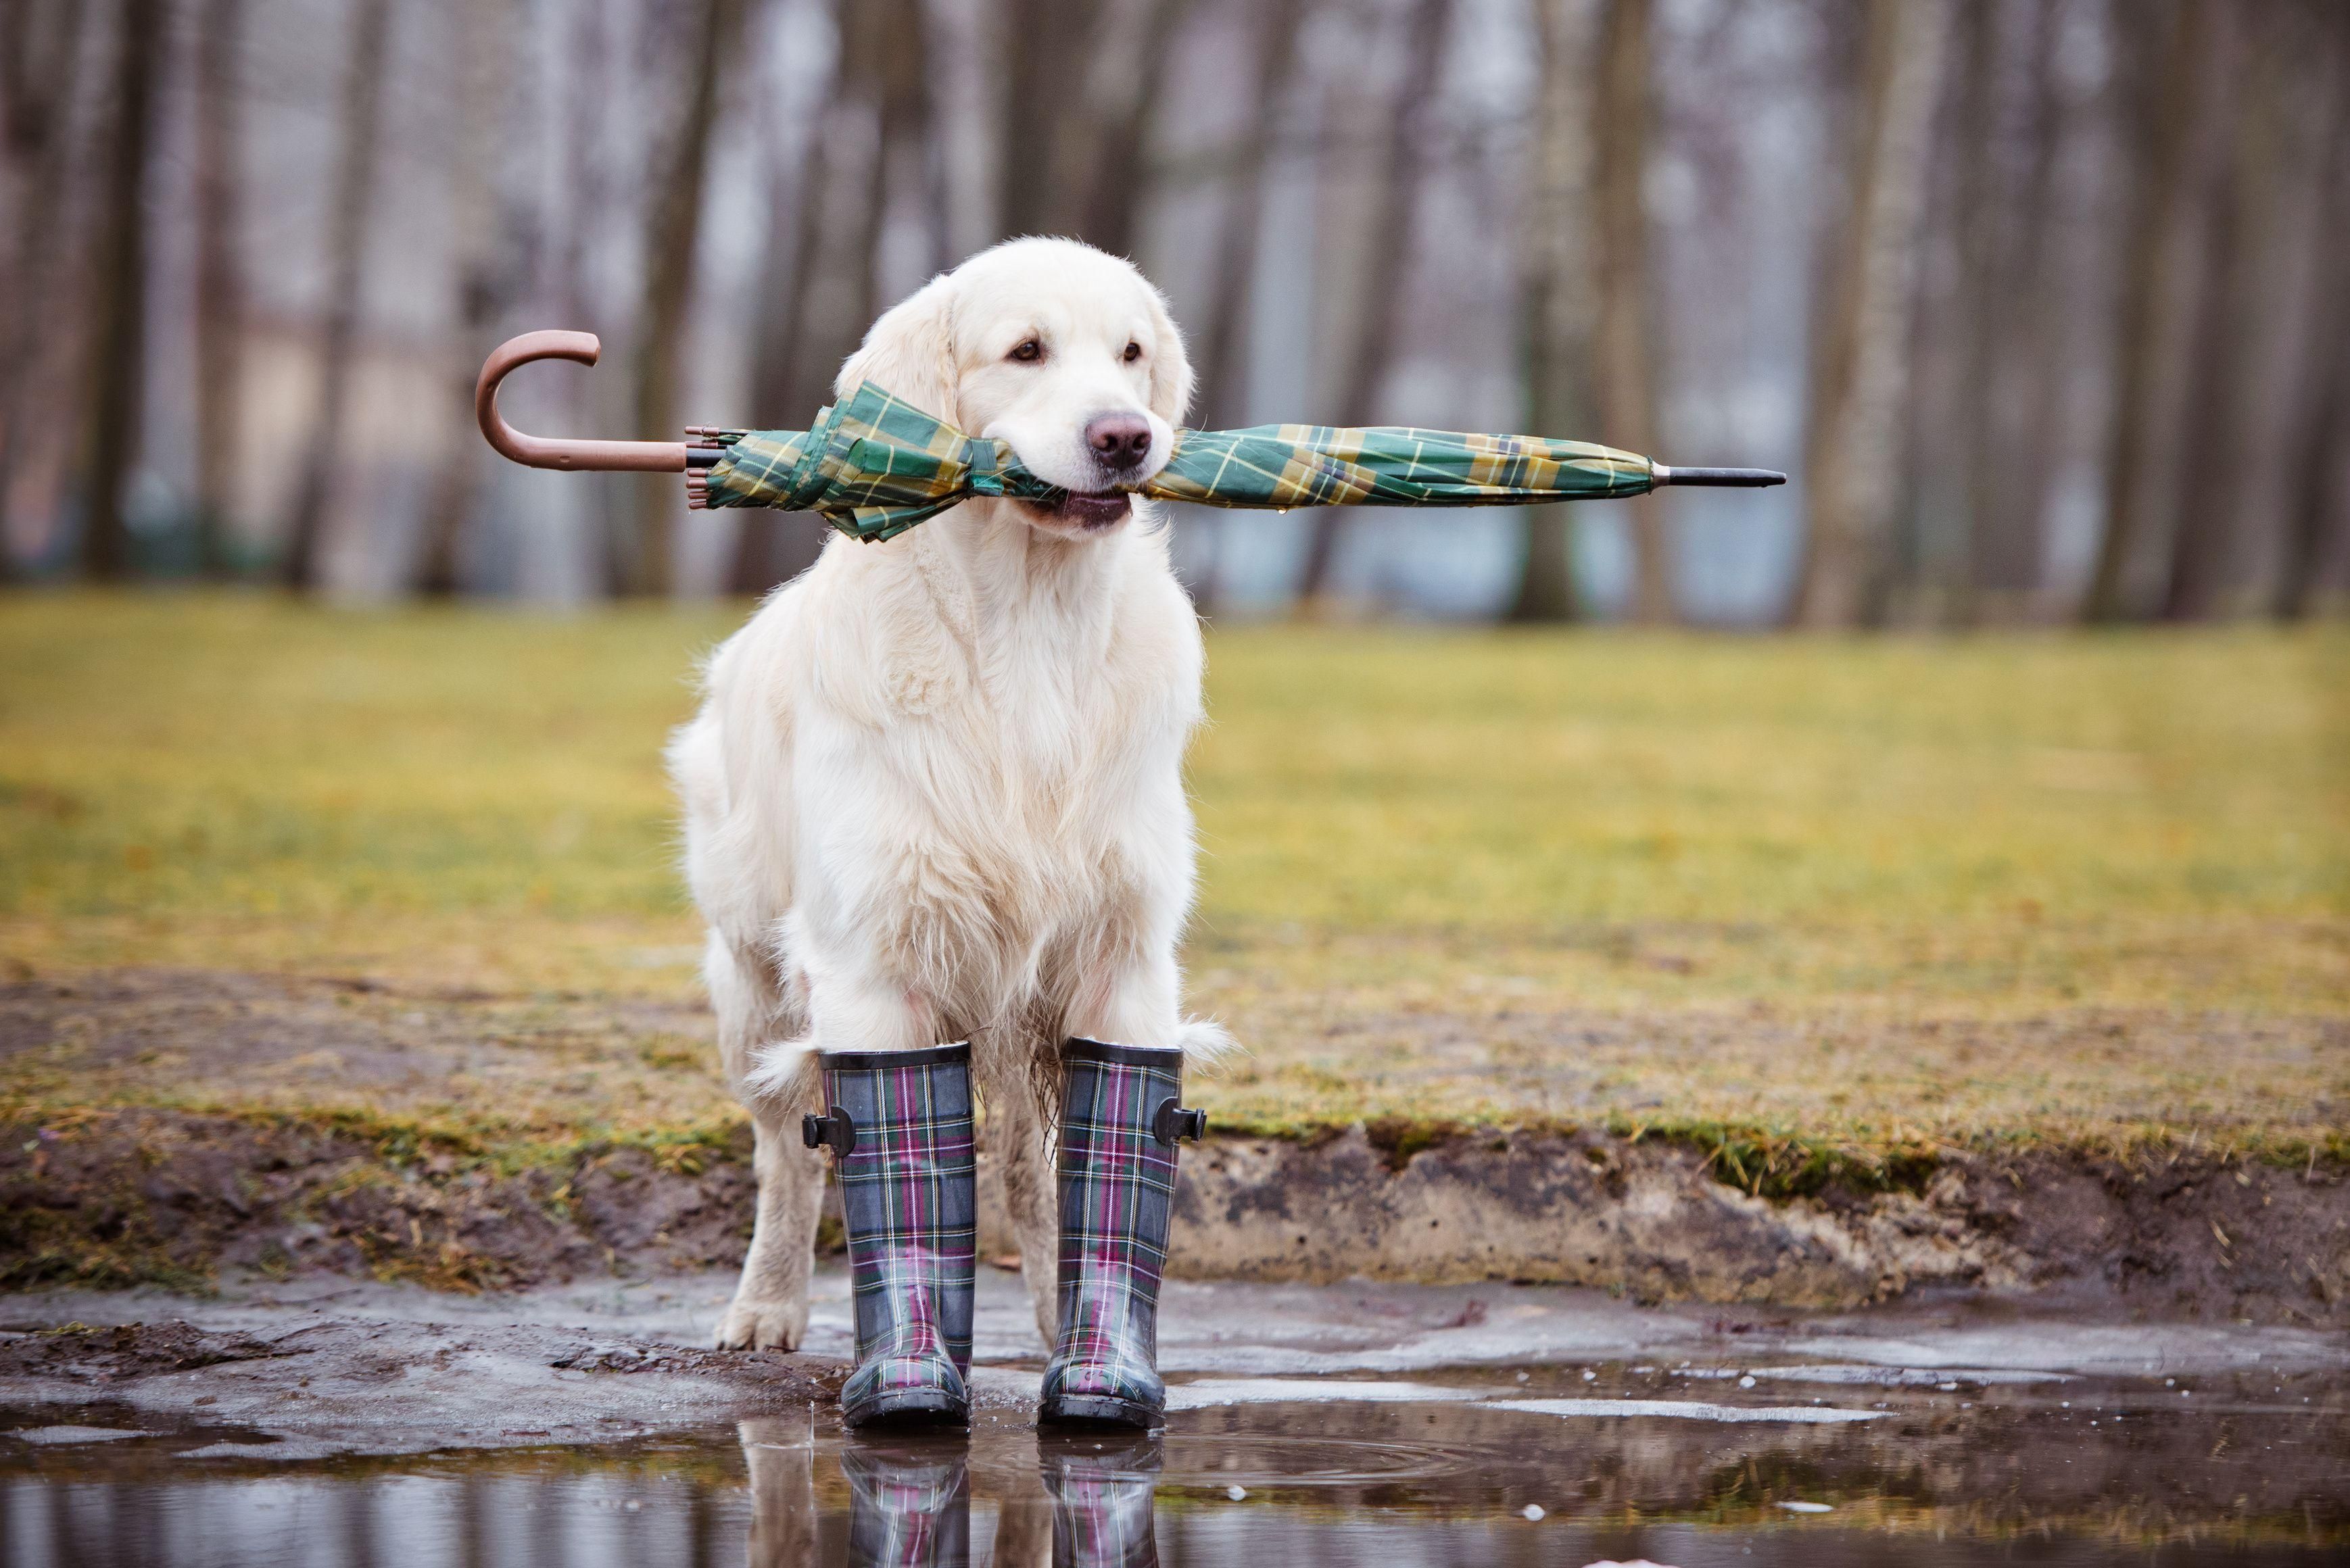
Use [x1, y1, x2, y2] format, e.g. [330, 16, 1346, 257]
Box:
[737, 1419, 1163, 1567]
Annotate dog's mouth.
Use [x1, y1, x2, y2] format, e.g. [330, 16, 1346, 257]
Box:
[1025, 492, 1133, 531]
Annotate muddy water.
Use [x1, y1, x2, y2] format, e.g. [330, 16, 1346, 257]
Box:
[3, 1270, 2346, 1565]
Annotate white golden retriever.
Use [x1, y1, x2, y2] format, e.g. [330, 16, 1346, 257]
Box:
[669, 237, 1230, 1351]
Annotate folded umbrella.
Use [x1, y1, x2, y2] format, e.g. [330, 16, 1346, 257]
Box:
[478, 330, 1783, 543]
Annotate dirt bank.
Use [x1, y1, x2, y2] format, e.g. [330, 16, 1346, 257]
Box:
[1174, 1124, 2350, 1323]
[4, 1102, 2343, 1326]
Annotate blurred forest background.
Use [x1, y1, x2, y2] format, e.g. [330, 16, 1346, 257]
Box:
[2, 0, 2346, 625]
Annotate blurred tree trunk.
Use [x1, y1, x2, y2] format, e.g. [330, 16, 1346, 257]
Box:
[1929, 0, 2000, 624]
[2273, 3, 2350, 620]
[1508, 0, 1599, 623]
[1194, 0, 1310, 426]
[192, 0, 245, 579]
[1589, 0, 1670, 623]
[2163, 3, 2256, 622]
[0, 0, 88, 581]
[415, 0, 522, 597]
[730, 0, 926, 597]
[729, 0, 838, 599]
[78, 0, 165, 583]
[1297, 0, 1454, 606]
[622, 0, 750, 598]
[997, 0, 1092, 239]
[996, 0, 1189, 251]
[1791, 0, 1951, 629]
[281, 0, 391, 591]
[2082, 0, 2224, 623]
[1049, 0, 1193, 254]
[1968, 0, 2066, 616]
[1187, 0, 1310, 614]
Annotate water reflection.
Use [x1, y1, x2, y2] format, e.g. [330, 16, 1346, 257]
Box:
[741, 1425, 1166, 1568]
[7, 1377, 2347, 1567]
[841, 1438, 972, 1567]
[1037, 1436, 1161, 1568]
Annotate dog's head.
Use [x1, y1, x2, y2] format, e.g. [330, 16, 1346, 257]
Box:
[835, 238, 1194, 537]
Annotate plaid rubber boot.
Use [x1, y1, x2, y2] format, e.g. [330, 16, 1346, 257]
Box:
[842, 1438, 972, 1567]
[1040, 1433, 1164, 1567]
[1037, 1039, 1206, 1428]
[802, 1042, 976, 1428]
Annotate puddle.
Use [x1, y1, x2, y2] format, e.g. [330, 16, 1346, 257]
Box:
[7, 1367, 2346, 1565]
[2, 1269, 2345, 1564]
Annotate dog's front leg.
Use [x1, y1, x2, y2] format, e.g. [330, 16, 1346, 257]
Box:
[718, 1052, 826, 1350]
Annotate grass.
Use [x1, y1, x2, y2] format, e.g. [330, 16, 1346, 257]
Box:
[2, 591, 2345, 1165]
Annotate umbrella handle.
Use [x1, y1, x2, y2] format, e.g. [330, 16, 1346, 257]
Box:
[476, 330, 694, 473]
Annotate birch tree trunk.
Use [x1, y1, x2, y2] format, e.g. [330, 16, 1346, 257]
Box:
[1791, 0, 1952, 629]
[623, 0, 750, 597]
[281, 0, 391, 592]
[78, 0, 165, 583]
[192, 0, 245, 579]
[1591, 0, 1670, 623]
[1508, 0, 1599, 623]
[1296, 0, 1454, 606]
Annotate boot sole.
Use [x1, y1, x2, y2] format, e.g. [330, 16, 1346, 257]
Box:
[843, 1390, 970, 1429]
[1037, 1392, 1162, 1429]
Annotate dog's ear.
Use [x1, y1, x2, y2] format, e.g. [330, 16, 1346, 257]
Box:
[1144, 285, 1195, 428]
[836, 273, 960, 422]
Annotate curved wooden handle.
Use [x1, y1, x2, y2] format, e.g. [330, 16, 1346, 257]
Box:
[475, 330, 689, 472]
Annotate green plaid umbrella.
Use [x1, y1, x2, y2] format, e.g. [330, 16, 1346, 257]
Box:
[473, 332, 1782, 541]
[681, 382, 1780, 543]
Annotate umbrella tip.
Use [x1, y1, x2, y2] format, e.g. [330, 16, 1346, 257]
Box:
[1654, 465, 1787, 489]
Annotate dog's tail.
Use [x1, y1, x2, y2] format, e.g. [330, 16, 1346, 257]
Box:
[741, 1035, 817, 1106]
[1174, 1016, 1240, 1071]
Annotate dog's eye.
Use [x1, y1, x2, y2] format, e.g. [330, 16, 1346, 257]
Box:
[1122, 341, 1143, 363]
[1009, 338, 1043, 363]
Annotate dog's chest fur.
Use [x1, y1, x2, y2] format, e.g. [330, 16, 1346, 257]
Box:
[799, 512, 1201, 1000]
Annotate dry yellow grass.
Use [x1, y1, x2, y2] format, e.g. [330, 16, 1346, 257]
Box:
[2, 591, 2343, 1154]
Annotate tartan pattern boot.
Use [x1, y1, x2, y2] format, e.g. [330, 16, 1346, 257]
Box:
[1037, 1039, 1206, 1428]
[842, 1439, 972, 1567]
[1040, 1433, 1164, 1567]
[802, 1042, 976, 1428]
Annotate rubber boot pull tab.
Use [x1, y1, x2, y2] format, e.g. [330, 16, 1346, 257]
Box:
[1151, 1098, 1207, 1147]
[802, 1107, 857, 1157]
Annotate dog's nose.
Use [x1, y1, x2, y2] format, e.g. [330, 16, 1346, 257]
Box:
[1085, 412, 1153, 472]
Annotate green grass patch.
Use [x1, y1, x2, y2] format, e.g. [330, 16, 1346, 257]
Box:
[1, 591, 2344, 1163]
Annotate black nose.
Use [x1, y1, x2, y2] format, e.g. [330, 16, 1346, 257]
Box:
[1085, 412, 1153, 472]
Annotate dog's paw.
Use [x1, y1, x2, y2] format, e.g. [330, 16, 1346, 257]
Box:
[714, 1293, 809, 1351]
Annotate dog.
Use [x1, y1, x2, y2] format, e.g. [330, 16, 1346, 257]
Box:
[669, 237, 1232, 1353]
